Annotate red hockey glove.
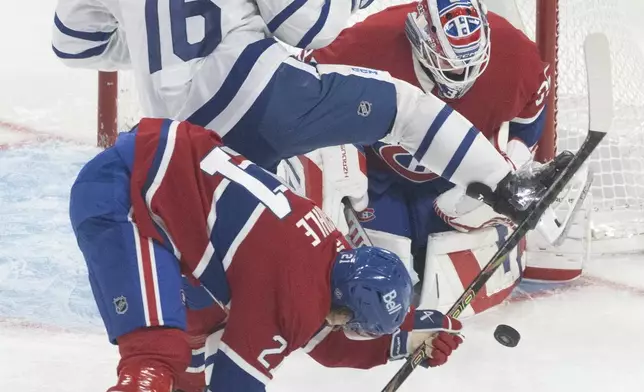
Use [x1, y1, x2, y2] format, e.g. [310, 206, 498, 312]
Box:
[389, 310, 463, 368]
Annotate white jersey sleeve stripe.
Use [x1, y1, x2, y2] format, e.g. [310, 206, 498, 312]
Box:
[295, 0, 331, 48]
[207, 43, 290, 135]
[54, 13, 115, 42]
[52, 42, 109, 59]
[412, 104, 453, 161]
[441, 126, 478, 181]
[185, 39, 289, 136]
[418, 111, 484, 179]
[265, 0, 307, 32]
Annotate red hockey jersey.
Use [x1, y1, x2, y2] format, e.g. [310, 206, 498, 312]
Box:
[308, 5, 550, 142]
[123, 119, 397, 391]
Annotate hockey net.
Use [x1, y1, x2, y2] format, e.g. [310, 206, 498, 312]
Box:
[98, 0, 644, 253]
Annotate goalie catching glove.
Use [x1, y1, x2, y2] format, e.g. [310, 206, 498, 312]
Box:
[467, 150, 575, 230]
[390, 310, 463, 368]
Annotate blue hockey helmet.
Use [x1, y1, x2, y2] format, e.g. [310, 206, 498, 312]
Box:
[331, 247, 413, 338]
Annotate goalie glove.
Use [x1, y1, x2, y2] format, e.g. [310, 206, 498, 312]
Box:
[436, 143, 590, 245]
[390, 310, 463, 368]
[467, 150, 575, 230]
[434, 138, 532, 232]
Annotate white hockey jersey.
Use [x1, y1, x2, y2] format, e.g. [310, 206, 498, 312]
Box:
[52, 0, 353, 125]
[52, 0, 514, 194]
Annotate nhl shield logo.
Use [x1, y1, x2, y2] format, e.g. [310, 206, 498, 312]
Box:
[357, 101, 372, 117]
[113, 296, 128, 315]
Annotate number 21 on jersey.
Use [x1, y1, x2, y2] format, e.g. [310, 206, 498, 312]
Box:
[145, 0, 222, 74]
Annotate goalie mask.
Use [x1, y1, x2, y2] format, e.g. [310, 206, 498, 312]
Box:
[405, 0, 490, 99]
[331, 247, 412, 340]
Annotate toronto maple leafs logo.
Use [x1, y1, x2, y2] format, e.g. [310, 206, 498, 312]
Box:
[113, 296, 128, 315]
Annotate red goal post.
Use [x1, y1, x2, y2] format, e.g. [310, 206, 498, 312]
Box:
[97, 71, 118, 148]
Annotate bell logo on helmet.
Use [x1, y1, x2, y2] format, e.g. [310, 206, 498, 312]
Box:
[338, 252, 356, 264]
[382, 289, 403, 315]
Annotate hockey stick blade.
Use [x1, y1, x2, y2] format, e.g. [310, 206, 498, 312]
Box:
[539, 166, 593, 247]
[585, 33, 613, 134]
[380, 33, 612, 392]
[535, 33, 611, 246]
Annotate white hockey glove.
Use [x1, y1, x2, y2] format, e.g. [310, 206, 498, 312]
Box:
[277, 145, 368, 235]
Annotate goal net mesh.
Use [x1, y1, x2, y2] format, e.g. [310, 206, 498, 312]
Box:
[510, 0, 644, 247]
[352, 0, 644, 248]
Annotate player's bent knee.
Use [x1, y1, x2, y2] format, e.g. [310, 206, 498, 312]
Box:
[69, 147, 132, 234]
[69, 147, 188, 343]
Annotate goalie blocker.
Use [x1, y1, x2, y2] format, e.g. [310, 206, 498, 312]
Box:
[278, 145, 591, 318]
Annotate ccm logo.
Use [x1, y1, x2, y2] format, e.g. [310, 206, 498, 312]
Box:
[383, 290, 402, 315]
[352, 67, 378, 75]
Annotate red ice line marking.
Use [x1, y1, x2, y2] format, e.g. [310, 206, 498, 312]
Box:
[510, 275, 644, 303]
[0, 317, 103, 335]
[0, 119, 82, 150]
[581, 275, 644, 296]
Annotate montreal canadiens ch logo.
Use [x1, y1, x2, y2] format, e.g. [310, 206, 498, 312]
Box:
[377, 145, 439, 183]
[440, 5, 482, 57]
[358, 208, 376, 223]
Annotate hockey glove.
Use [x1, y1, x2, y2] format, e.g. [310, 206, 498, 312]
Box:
[434, 138, 534, 232]
[467, 150, 574, 229]
[390, 310, 463, 368]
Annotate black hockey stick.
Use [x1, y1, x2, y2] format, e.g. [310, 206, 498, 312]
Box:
[380, 33, 613, 392]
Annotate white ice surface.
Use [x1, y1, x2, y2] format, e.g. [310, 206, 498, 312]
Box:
[1, 0, 644, 390]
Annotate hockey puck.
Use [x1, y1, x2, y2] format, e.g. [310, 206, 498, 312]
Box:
[493, 324, 521, 347]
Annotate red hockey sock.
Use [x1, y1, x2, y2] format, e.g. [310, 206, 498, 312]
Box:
[107, 328, 191, 392]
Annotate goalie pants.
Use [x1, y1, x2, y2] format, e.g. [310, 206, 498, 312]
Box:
[360, 165, 455, 278]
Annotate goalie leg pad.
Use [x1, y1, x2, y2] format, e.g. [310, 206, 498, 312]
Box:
[417, 225, 526, 317]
